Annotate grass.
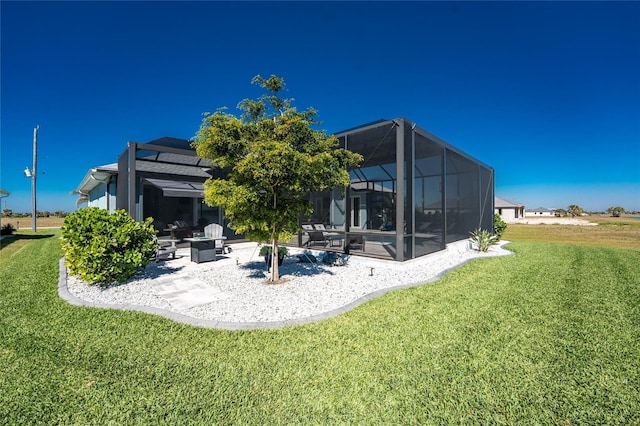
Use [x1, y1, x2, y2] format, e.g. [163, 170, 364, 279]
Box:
[1, 215, 65, 230]
[504, 215, 640, 250]
[1, 228, 639, 424]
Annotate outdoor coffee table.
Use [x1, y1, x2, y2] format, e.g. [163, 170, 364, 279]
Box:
[184, 237, 227, 263]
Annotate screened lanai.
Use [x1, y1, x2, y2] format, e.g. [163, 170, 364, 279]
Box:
[77, 120, 493, 260]
[301, 118, 494, 261]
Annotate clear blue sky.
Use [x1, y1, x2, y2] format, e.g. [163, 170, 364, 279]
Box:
[1, 1, 639, 214]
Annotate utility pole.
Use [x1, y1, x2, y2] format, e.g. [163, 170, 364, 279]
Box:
[31, 125, 38, 232]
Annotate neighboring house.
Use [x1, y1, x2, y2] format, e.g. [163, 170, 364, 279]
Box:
[525, 207, 555, 217]
[495, 196, 525, 222]
[75, 118, 494, 262]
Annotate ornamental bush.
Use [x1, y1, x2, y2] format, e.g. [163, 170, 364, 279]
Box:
[61, 207, 157, 285]
[494, 213, 508, 240]
[1, 223, 15, 236]
[470, 228, 500, 252]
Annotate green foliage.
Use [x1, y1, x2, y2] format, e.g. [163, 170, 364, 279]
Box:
[568, 204, 584, 217]
[470, 228, 500, 252]
[258, 245, 289, 258]
[555, 208, 567, 217]
[60, 207, 157, 285]
[493, 213, 507, 239]
[2, 233, 640, 424]
[1, 223, 15, 236]
[606, 206, 626, 217]
[193, 74, 362, 281]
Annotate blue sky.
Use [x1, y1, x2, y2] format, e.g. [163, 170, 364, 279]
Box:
[1, 1, 639, 214]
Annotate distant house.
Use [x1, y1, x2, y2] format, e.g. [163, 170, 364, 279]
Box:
[495, 196, 525, 222]
[75, 118, 494, 262]
[525, 207, 555, 217]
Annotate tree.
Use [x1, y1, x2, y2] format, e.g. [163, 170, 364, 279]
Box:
[606, 206, 625, 217]
[555, 208, 566, 217]
[193, 75, 363, 282]
[568, 204, 584, 218]
[2, 208, 12, 218]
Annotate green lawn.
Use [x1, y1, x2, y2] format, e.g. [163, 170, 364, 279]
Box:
[1, 230, 639, 424]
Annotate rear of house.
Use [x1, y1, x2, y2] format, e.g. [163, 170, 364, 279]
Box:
[74, 118, 494, 262]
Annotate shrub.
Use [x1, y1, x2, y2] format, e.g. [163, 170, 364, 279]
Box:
[494, 213, 508, 240]
[469, 228, 499, 252]
[259, 245, 289, 258]
[1, 223, 15, 236]
[61, 207, 157, 285]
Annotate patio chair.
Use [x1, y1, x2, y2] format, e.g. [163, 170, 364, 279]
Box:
[154, 236, 177, 262]
[204, 223, 229, 254]
[314, 223, 344, 248]
[302, 224, 327, 247]
[169, 220, 192, 240]
[345, 234, 365, 253]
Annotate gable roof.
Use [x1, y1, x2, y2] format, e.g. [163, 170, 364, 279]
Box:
[495, 196, 524, 208]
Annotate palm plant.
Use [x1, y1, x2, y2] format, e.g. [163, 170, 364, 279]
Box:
[469, 228, 499, 252]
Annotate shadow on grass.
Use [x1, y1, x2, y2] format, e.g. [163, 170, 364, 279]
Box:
[0, 232, 55, 249]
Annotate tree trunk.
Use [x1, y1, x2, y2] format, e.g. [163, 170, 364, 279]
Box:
[270, 240, 279, 282]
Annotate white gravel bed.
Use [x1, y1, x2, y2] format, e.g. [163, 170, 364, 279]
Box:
[65, 241, 512, 325]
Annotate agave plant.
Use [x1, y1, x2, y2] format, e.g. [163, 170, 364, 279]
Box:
[469, 228, 499, 252]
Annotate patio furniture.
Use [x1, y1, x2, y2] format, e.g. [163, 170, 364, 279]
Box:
[184, 223, 228, 263]
[168, 220, 193, 240]
[187, 239, 217, 263]
[345, 234, 365, 253]
[302, 224, 327, 247]
[157, 237, 180, 248]
[315, 224, 343, 248]
[154, 236, 177, 262]
[204, 223, 228, 254]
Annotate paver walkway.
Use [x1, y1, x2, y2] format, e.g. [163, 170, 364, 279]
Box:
[154, 276, 229, 311]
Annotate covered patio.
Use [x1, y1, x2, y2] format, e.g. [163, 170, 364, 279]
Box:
[76, 137, 243, 241]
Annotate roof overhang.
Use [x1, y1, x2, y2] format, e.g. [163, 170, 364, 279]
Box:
[75, 163, 118, 194]
[145, 178, 204, 198]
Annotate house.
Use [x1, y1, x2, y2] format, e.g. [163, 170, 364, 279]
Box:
[74, 137, 239, 239]
[75, 118, 494, 261]
[525, 207, 555, 217]
[495, 196, 525, 222]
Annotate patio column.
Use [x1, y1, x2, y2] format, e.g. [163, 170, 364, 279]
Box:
[395, 119, 404, 261]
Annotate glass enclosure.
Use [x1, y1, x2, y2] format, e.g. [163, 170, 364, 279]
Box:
[301, 118, 494, 261]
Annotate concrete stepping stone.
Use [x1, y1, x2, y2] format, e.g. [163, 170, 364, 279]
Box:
[154, 276, 228, 311]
